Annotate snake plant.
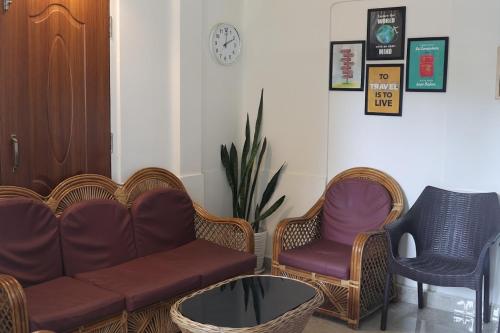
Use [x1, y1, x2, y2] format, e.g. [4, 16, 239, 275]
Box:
[220, 89, 286, 233]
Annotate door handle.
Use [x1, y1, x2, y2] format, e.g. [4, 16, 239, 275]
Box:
[10, 134, 19, 173]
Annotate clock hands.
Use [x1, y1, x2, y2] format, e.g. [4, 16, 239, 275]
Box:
[223, 38, 236, 48]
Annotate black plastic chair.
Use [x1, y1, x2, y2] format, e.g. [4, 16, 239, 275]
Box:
[380, 186, 500, 333]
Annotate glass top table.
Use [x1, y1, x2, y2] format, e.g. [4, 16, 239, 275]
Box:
[170, 275, 323, 333]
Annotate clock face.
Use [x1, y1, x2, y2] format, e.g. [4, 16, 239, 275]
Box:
[210, 23, 241, 65]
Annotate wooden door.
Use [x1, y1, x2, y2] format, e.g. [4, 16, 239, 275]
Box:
[0, 0, 110, 195]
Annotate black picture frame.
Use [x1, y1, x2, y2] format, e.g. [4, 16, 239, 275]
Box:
[366, 6, 406, 60]
[365, 64, 404, 117]
[406, 37, 449, 92]
[329, 41, 366, 91]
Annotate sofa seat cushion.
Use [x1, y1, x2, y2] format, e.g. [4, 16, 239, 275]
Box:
[25, 277, 125, 333]
[75, 257, 201, 312]
[278, 239, 352, 280]
[146, 239, 256, 287]
[321, 178, 392, 246]
[131, 188, 196, 257]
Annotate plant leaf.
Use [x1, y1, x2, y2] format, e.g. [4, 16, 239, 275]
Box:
[229, 144, 239, 216]
[259, 163, 285, 210]
[253, 89, 263, 146]
[240, 114, 251, 181]
[254, 195, 286, 224]
[246, 138, 267, 220]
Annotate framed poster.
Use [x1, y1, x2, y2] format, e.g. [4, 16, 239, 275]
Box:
[406, 37, 449, 92]
[367, 6, 406, 60]
[329, 41, 365, 91]
[496, 46, 500, 99]
[365, 64, 404, 116]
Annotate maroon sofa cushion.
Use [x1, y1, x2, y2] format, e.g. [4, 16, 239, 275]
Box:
[25, 277, 124, 332]
[75, 257, 200, 312]
[279, 239, 352, 279]
[131, 188, 196, 257]
[60, 200, 137, 276]
[146, 239, 257, 287]
[321, 179, 392, 246]
[0, 198, 62, 287]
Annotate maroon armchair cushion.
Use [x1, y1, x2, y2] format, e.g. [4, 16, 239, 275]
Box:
[25, 276, 124, 332]
[60, 200, 137, 276]
[0, 198, 62, 286]
[321, 179, 392, 246]
[131, 188, 196, 257]
[278, 239, 352, 279]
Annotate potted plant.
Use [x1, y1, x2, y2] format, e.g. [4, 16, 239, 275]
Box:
[220, 89, 286, 273]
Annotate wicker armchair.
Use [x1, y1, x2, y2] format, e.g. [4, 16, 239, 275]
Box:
[0, 168, 254, 333]
[272, 167, 403, 329]
[380, 186, 500, 333]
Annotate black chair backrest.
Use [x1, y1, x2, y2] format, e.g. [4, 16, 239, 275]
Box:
[407, 186, 500, 261]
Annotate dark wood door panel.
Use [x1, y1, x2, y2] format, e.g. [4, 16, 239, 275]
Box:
[0, 0, 110, 195]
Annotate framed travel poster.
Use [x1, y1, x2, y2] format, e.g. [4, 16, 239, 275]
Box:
[406, 37, 449, 92]
[329, 41, 365, 91]
[367, 7, 406, 60]
[365, 64, 404, 116]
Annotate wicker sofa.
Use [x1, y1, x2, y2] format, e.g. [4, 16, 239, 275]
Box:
[0, 168, 255, 333]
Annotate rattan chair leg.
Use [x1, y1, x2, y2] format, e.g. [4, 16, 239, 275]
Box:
[380, 272, 392, 331]
[484, 250, 491, 323]
[476, 280, 483, 333]
[417, 282, 424, 309]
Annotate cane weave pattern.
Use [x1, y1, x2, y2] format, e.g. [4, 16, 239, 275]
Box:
[194, 212, 251, 253]
[48, 185, 118, 215]
[281, 215, 321, 252]
[359, 233, 392, 317]
[71, 312, 127, 333]
[128, 299, 180, 333]
[0, 288, 13, 333]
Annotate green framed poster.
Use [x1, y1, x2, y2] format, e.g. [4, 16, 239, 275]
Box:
[406, 37, 449, 92]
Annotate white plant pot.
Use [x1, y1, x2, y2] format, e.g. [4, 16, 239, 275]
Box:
[254, 231, 268, 274]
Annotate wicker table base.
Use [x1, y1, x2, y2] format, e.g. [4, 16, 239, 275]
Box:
[170, 275, 323, 333]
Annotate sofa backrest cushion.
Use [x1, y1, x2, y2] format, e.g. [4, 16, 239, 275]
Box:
[321, 178, 392, 246]
[131, 188, 196, 257]
[0, 198, 62, 286]
[60, 200, 137, 276]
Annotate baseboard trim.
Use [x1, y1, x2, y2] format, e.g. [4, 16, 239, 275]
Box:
[397, 283, 499, 321]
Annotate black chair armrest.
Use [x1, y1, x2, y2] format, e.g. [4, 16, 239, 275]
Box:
[384, 215, 414, 259]
[473, 232, 500, 274]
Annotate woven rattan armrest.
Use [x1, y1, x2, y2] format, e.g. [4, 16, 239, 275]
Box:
[350, 231, 388, 282]
[193, 203, 254, 253]
[0, 275, 29, 333]
[272, 200, 323, 263]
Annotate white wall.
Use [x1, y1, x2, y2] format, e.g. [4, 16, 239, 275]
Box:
[110, 0, 245, 207]
[241, 0, 332, 256]
[201, 0, 245, 215]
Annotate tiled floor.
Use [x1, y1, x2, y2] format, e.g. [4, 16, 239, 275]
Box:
[304, 303, 499, 333]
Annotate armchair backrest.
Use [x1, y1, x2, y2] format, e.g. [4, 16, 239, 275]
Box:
[321, 167, 404, 246]
[408, 186, 500, 261]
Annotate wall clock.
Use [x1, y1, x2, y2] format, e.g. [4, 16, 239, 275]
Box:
[209, 23, 241, 65]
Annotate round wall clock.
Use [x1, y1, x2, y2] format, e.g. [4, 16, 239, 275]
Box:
[209, 23, 241, 65]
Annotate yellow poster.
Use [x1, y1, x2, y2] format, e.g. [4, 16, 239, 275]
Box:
[365, 65, 403, 116]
